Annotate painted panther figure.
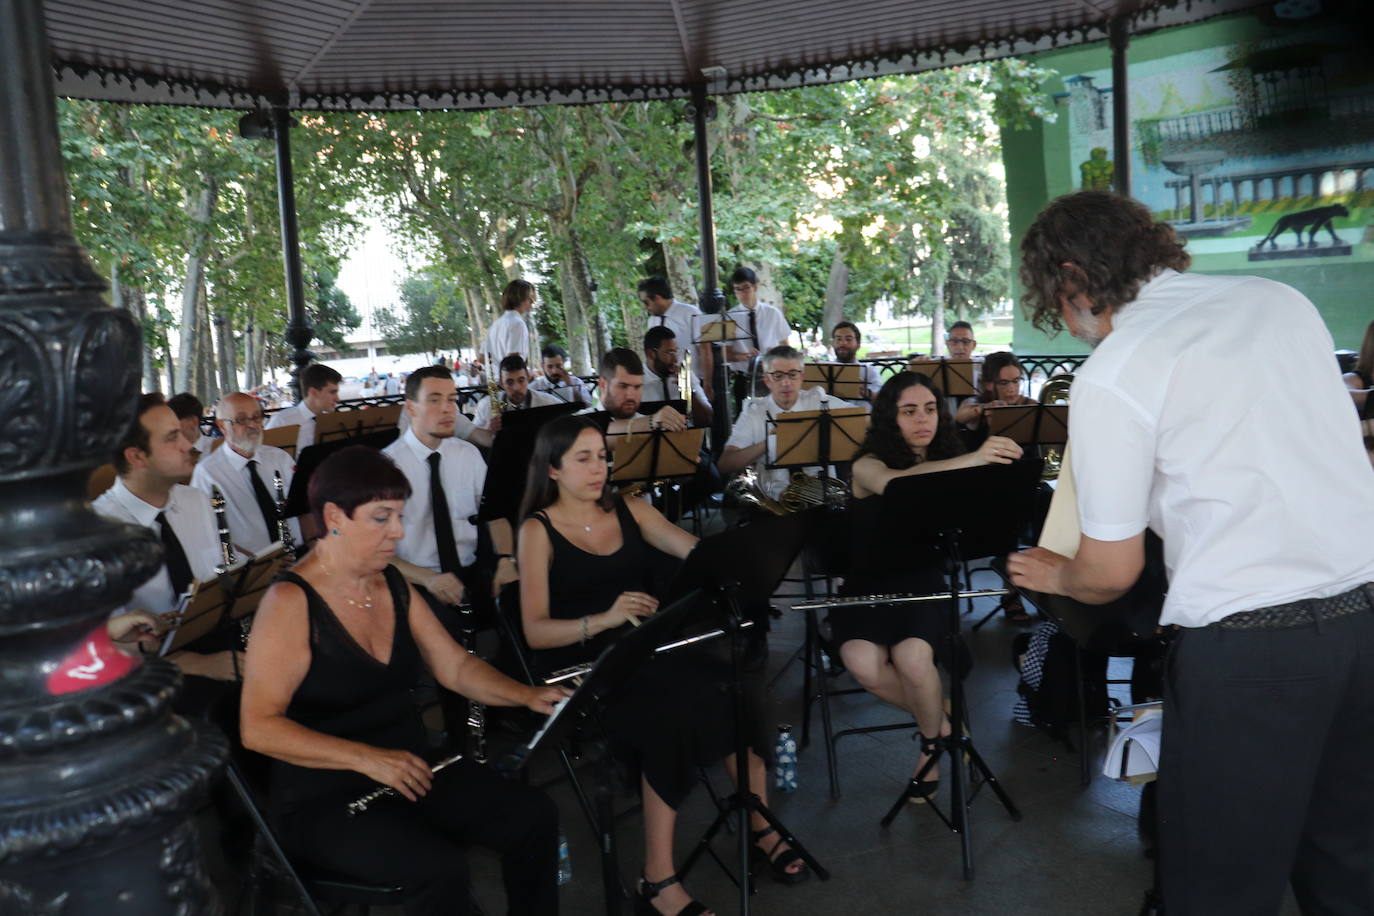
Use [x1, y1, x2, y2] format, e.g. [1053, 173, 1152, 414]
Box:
[1257, 203, 1350, 249]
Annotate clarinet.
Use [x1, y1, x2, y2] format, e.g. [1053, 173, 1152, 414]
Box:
[273, 469, 296, 561]
[210, 485, 236, 574]
[458, 602, 487, 763]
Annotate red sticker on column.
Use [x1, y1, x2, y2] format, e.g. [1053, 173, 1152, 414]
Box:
[46, 626, 137, 695]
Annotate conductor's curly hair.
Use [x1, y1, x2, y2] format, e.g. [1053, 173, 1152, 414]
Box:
[1019, 191, 1190, 334]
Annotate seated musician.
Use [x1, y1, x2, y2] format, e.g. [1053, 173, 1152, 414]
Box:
[189, 392, 301, 557]
[530, 344, 590, 405]
[1344, 318, 1374, 418]
[830, 321, 882, 404]
[954, 351, 1035, 436]
[241, 445, 564, 916]
[718, 345, 837, 502]
[166, 391, 216, 458]
[583, 347, 689, 435]
[265, 362, 342, 454]
[643, 325, 713, 428]
[843, 372, 1022, 799]
[95, 393, 243, 705]
[473, 354, 561, 428]
[518, 415, 809, 916]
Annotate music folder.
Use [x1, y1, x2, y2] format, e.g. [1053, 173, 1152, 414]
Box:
[905, 357, 978, 398]
[314, 404, 403, 443]
[803, 362, 865, 401]
[984, 404, 1068, 448]
[770, 406, 869, 468]
[695, 318, 743, 344]
[262, 424, 300, 458]
[608, 427, 704, 488]
[159, 546, 291, 654]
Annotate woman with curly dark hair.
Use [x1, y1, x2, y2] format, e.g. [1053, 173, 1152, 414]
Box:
[834, 372, 1022, 800]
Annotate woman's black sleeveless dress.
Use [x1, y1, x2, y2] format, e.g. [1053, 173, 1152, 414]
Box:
[829, 494, 951, 653]
[530, 498, 740, 810]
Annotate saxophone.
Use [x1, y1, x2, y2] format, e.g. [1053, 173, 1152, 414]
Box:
[458, 601, 487, 763]
[210, 485, 236, 574]
[273, 469, 296, 561]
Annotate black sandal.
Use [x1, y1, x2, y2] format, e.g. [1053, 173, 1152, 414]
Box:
[750, 827, 810, 885]
[635, 874, 709, 916]
[907, 734, 941, 804]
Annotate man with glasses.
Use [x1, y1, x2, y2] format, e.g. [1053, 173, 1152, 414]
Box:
[942, 320, 983, 415]
[720, 345, 837, 501]
[190, 391, 300, 555]
[704, 267, 793, 406]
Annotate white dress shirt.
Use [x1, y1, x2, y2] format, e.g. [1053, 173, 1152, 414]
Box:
[648, 301, 706, 360]
[531, 374, 590, 405]
[471, 387, 561, 427]
[189, 442, 300, 555]
[725, 386, 838, 498]
[1070, 269, 1374, 628]
[93, 478, 223, 616]
[383, 428, 487, 571]
[704, 302, 792, 370]
[642, 368, 710, 408]
[265, 400, 318, 453]
[483, 310, 531, 364]
[828, 358, 882, 408]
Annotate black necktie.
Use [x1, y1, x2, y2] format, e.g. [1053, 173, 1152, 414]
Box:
[156, 511, 194, 596]
[747, 308, 760, 350]
[245, 459, 279, 543]
[427, 452, 461, 575]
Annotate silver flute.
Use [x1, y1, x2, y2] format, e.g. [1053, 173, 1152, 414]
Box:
[346, 753, 464, 816]
[210, 485, 235, 574]
[792, 589, 1008, 612]
[458, 602, 487, 763]
[273, 469, 296, 561]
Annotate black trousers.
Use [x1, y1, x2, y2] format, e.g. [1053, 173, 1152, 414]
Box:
[1159, 605, 1374, 915]
[280, 758, 559, 916]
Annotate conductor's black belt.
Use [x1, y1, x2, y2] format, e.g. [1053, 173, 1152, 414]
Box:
[1212, 582, 1374, 631]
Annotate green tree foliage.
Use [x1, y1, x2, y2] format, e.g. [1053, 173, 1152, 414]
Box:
[375, 272, 471, 358]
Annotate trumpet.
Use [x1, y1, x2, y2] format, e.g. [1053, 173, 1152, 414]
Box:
[346, 753, 464, 816]
[273, 469, 296, 561]
[458, 602, 487, 763]
[210, 485, 235, 574]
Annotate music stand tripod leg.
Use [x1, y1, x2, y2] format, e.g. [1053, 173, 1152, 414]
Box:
[677, 586, 831, 911]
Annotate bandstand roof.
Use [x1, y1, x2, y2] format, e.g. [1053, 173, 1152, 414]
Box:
[45, 0, 1265, 111]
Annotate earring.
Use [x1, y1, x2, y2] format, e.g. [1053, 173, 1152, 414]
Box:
[331, 528, 340, 536]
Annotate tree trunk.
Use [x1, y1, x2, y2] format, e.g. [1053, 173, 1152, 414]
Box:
[929, 278, 947, 357]
[215, 309, 237, 395]
[242, 318, 258, 389]
[753, 261, 785, 332]
[822, 247, 849, 333]
[163, 338, 176, 395]
[174, 175, 217, 393]
[556, 261, 594, 374]
[196, 283, 217, 402]
[252, 324, 267, 388]
[663, 245, 699, 306]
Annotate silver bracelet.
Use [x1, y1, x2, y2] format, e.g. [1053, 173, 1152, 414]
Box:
[579, 616, 590, 644]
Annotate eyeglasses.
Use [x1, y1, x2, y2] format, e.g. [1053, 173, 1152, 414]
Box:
[946, 336, 975, 345]
[227, 414, 265, 427]
[766, 370, 803, 382]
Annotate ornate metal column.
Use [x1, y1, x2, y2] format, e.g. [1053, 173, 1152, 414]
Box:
[272, 106, 314, 401]
[0, 1, 226, 912]
[688, 82, 732, 445]
[1109, 17, 1132, 197]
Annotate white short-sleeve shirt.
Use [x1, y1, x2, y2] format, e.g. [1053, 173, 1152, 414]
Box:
[647, 301, 705, 359]
[189, 442, 301, 555]
[641, 369, 710, 408]
[483, 310, 531, 364]
[725, 386, 838, 498]
[704, 302, 793, 370]
[471, 387, 562, 428]
[264, 400, 318, 453]
[1070, 269, 1374, 627]
[383, 428, 487, 571]
[94, 479, 225, 616]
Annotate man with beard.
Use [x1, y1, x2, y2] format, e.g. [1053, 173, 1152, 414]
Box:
[642, 326, 712, 428]
[829, 320, 882, 405]
[191, 391, 300, 555]
[1006, 191, 1374, 916]
[473, 354, 561, 427]
[529, 344, 590, 406]
[583, 347, 688, 435]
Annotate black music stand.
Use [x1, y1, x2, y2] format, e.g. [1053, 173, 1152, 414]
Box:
[670, 510, 832, 914]
[906, 358, 978, 399]
[500, 588, 708, 916]
[871, 458, 1043, 881]
[285, 427, 401, 518]
[984, 403, 1068, 452]
[636, 398, 688, 419]
[802, 362, 866, 401]
[766, 406, 868, 509]
[477, 402, 583, 524]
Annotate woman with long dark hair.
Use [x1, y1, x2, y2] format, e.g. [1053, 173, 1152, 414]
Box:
[518, 415, 807, 916]
[953, 351, 1035, 435]
[240, 446, 566, 916]
[837, 373, 1022, 800]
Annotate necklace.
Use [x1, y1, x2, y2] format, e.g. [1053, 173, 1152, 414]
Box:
[320, 558, 375, 609]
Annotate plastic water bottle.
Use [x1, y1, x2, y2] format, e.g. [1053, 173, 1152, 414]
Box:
[557, 832, 572, 885]
[774, 724, 798, 793]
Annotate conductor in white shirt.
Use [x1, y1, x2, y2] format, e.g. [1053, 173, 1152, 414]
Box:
[1006, 191, 1374, 916]
[642, 325, 712, 428]
[265, 363, 342, 454]
[482, 278, 536, 366]
[473, 355, 562, 428]
[94, 393, 242, 697]
[190, 392, 301, 556]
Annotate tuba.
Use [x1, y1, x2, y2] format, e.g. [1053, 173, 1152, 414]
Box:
[778, 472, 851, 512]
[1038, 373, 1073, 480]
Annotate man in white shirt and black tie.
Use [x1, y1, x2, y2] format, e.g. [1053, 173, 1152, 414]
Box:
[707, 266, 793, 408]
[830, 320, 883, 405]
[642, 325, 712, 428]
[94, 393, 241, 697]
[638, 275, 714, 399]
[529, 344, 590, 406]
[264, 363, 341, 454]
[473, 355, 561, 428]
[190, 392, 301, 556]
[1007, 191, 1374, 916]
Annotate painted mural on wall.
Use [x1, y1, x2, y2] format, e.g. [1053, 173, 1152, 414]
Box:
[1062, 7, 1373, 267]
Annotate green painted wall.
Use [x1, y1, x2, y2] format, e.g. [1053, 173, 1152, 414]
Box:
[1003, 12, 1374, 353]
